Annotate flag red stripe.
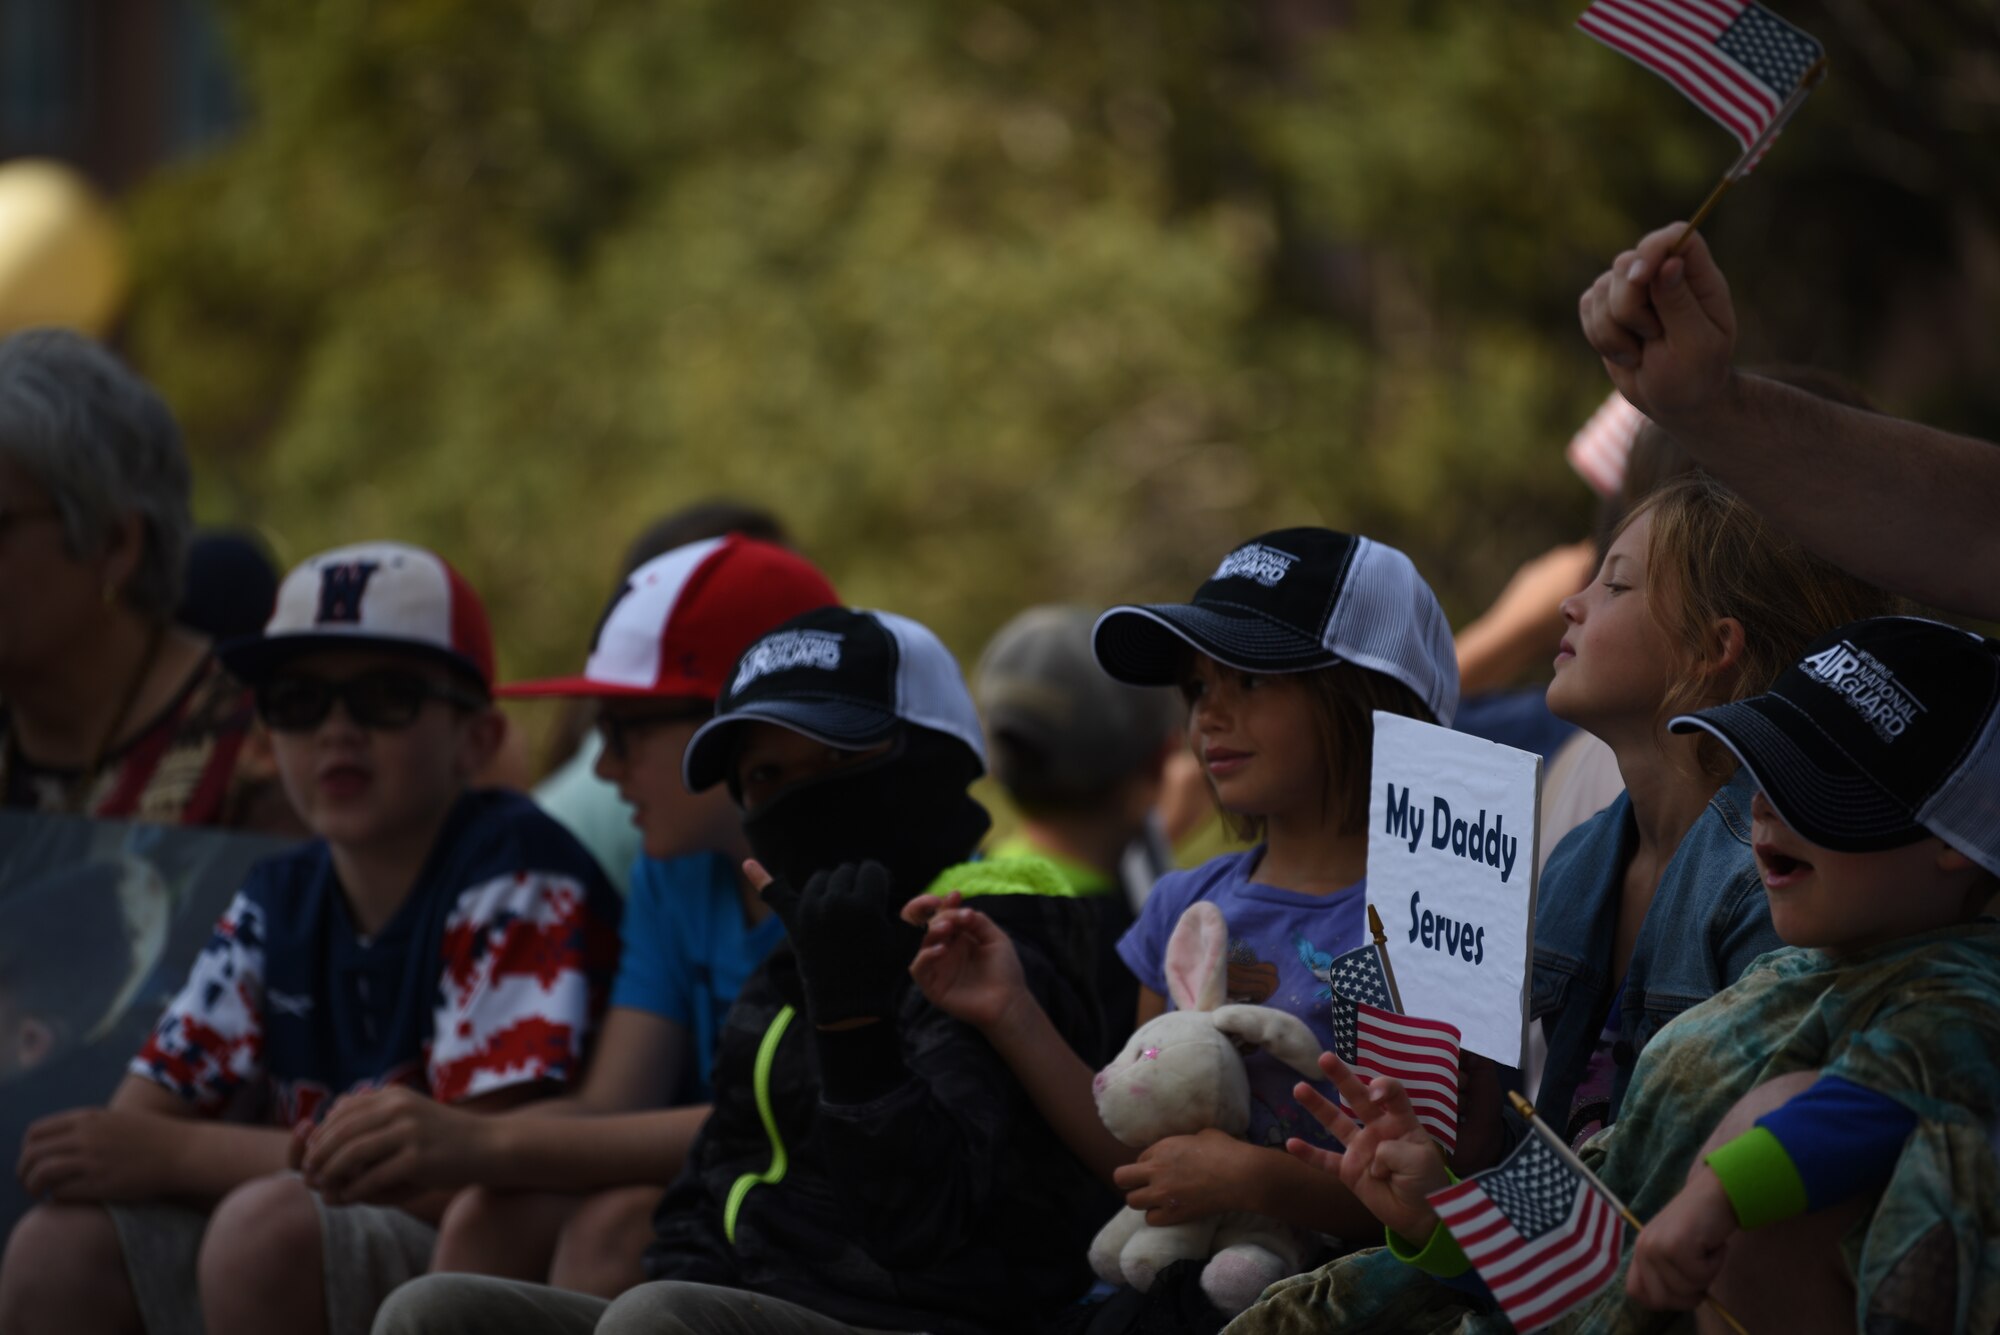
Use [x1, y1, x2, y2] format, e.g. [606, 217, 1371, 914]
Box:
[1352, 1055, 1459, 1090]
[1356, 1021, 1460, 1053]
[1358, 1022, 1460, 1049]
[1676, 0, 1747, 30]
[1358, 1007, 1459, 1036]
[1613, 0, 1730, 42]
[1577, 17, 1757, 146]
[1496, 1196, 1625, 1329]
[1354, 1036, 1458, 1071]
[1447, 1211, 1514, 1252]
[1430, 1177, 1487, 1214]
[1575, 15, 1761, 146]
[1484, 1189, 1618, 1293]
[1600, 0, 1778, 112]
[1579, 6, 1770, 128]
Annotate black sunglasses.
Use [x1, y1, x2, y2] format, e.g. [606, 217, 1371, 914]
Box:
[256, 670, 487, 733]
[596, 705, 713, 761]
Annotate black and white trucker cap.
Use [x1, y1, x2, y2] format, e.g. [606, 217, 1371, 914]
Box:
[1090, 528, 1460, 727]
[682, 606, 988, 792]
[1670, 616, 2000, 877]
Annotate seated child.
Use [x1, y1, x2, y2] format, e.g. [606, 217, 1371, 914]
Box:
[975, 604, 1184, 1037]
[373, 606, 1117, 1335]
[907, 527, 1461, 1329]
[292, 535, 838, 1298]
[0, 542, 622, 1335]
[1241, 615, 2000, 1335]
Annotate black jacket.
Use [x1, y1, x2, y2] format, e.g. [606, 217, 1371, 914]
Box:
[645, 861, 1120, 1334]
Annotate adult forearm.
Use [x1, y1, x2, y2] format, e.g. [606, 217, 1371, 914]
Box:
[157, 1123, 295, 1204]
[1666, 373, 2000, 618]
[477, 1106, 709, 1190]
[984, 997, 1135, 1183]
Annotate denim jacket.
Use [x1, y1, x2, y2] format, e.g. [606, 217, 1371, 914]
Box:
[1527, 765, 1780, 1139]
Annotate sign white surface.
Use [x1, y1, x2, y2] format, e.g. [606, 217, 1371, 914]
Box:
[1366, 712, 1542, 1065]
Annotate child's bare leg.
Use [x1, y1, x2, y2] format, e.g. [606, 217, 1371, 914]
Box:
[548, 1185, 666, 1297]
[198, 1174, 329, 1335]
[1698, 1070, 1862, 1335]
[431, 1185, 580, 1280]
[0, 1202, 141, 1335]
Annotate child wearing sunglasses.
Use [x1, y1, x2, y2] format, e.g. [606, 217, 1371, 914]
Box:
[0, 542, 622, 1335]
[288, 535, 838, 1302]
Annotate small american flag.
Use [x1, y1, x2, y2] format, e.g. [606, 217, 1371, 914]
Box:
[1565, 391, 1648, 498]
[1332, 995, 1464, 1152]
[1428, 1133, 1627, 1332]
[1324, 942, 1464, 1153]
[1576, 1, 1824, 153]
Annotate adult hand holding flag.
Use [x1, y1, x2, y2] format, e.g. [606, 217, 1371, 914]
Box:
[1579, 221, 1737, 424]
[1287, 1050, 1455, 1247]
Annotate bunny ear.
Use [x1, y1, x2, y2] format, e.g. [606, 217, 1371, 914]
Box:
[1212, 1005, 1326, 1081]
[1162, 901, 1230, 1013]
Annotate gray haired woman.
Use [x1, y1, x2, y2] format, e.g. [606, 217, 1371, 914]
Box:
[0, 327, 258, 824]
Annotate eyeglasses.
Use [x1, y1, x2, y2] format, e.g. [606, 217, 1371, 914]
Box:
[255, 670, 487, 732]
[596, 705, 712, 761]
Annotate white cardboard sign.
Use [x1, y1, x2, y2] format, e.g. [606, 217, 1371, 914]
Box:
[1366, 712, 1542, 1066]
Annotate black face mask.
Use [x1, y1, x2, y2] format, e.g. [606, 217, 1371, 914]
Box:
[741, 728, 992, 900]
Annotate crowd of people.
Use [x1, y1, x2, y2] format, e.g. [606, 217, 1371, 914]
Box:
[0, 221, 1996, 1335]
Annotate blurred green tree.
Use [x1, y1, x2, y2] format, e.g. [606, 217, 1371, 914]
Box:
[123, 0, 1998, 724]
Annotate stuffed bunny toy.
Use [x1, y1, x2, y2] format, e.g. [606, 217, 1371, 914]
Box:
[1087, 900, 1327, 1315]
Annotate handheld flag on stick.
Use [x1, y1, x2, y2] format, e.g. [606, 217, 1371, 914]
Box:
[1431, 1092, 1752, 1334]
[1576, 2, 1827, 247]
[1426, 1125, 1628, 1332]
[1327, 914, 1463, 1152]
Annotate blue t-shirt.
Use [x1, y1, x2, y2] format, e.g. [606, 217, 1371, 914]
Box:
[135, 789, 623, 1126]
[613, 850, 786, 1104]
[1116, 848, 1367, 1149]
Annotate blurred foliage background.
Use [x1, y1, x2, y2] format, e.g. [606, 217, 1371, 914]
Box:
[117, 0, 2000, 743]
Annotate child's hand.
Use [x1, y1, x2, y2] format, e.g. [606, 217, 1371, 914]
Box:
[1626, 1164, 1738, 1311]
[758, 860, 917, 1027]
[1286, 1051, 1450, 1243]
[1114, 1127, 1262, 1224]
[901, 893, 1030, 1033]
[17, 1109, 171, 1201]
[300, 1085, 480, 1205]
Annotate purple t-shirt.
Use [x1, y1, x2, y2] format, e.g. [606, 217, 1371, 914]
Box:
[1116, 849, 1367, 1149]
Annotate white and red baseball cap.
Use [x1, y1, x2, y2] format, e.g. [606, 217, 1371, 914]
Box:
[219, 541, 496, 690]
[499, 536, 839, 702]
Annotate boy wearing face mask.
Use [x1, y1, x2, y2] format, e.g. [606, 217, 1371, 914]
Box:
[375, 606, 1118, 1335]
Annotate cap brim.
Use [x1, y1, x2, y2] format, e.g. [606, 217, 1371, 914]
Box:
[1669, 696, 1925, 851]
[1092, 604, 1335, 685]
[497, 675, 711, 701]
[682, 698, 901, 792]
[219, 633, 490, 694]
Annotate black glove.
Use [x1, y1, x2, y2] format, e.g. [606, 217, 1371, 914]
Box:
[760, 860, 923, 1026]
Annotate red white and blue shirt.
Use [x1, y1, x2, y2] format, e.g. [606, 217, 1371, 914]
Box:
[132, 789, 622, 1126]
